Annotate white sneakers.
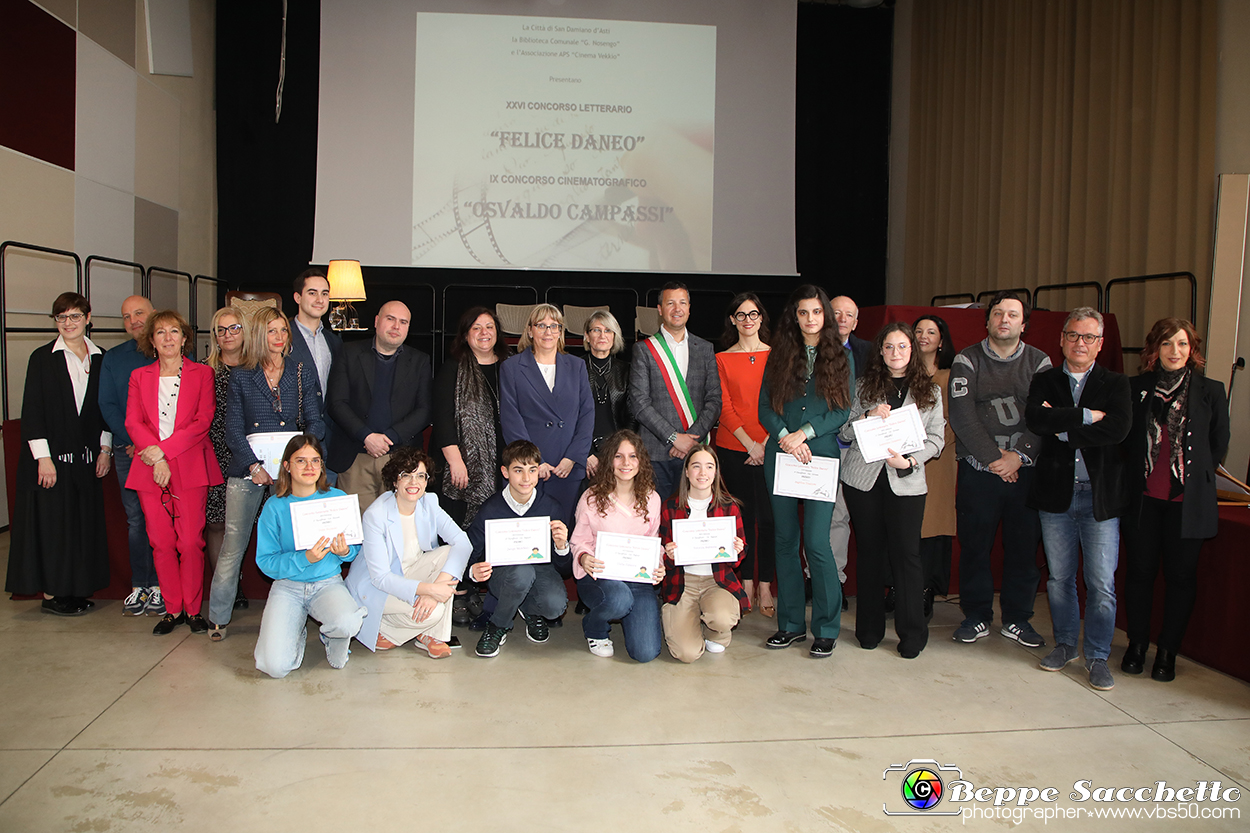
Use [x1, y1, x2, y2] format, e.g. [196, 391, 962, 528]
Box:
[587, 638, 614, 658]
[703, 639, 726, 654]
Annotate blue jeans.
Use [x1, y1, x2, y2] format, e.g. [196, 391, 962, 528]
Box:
[575, 576, 662, 662]
[1039, 485, 1119, 660]
[208, 477, 268, 627]
[489, 563, 568, 628]
[254, 576, 366, 679]
[114, 451, 157, 587]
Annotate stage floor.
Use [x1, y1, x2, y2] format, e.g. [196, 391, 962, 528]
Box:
[0, 533, 1247, 832]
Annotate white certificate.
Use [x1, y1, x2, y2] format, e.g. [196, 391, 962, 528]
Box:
[849, 403, 927, 463]
[594, 532, 662, 584]
[289, 494, 364, 550]
[246, 431, 302, 479]
[772, 454, 840, 502]
[485, 516, 551, 565]
[671, 516, 738, 566]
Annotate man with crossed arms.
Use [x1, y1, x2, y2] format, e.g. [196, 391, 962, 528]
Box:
[629, 282, 721, 501]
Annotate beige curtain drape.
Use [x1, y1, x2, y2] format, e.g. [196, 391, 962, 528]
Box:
[903, 0, 1217, 359]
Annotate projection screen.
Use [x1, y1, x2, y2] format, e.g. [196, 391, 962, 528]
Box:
[313, 0, 797, 275]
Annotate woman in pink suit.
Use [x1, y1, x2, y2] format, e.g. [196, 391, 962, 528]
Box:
[125, 310, 223, 635]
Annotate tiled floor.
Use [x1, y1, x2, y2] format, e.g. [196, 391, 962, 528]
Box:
[1, 534, 1247, 831]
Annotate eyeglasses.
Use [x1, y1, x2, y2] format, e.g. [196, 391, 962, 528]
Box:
[397, 471, 429, 483]
[587, 327, 612, 337]
[532, 323, 561, 333]
[732, 310, 761, 322]
[216, 324, 243, 336]
[882, 344, 910, 352]
[53, 313, 85, 324]
[291, 456, 323, 467]
[1062, 331, 1102, 345]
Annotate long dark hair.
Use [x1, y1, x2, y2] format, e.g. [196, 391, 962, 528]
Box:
[675, 445, 740, 510]
[912, 314, 955, 371]
[719, 292, 771, 349]
[451, 306, 510, 362]
[587, 429, 656, 522]
[764, 285, 850, 412]
[857, 322, 938, 411]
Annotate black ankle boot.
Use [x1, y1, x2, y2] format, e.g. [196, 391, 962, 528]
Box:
[1121, 642, 1147, 675]
[1151, 648, 1176, 682]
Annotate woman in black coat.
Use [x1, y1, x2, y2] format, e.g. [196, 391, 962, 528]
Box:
[5, 292, 112, 615]
[581, 309, 634, 478]
[1120, 318, 1230, 682]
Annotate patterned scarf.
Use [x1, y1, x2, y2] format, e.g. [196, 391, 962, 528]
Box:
[1144, 367, 1190, 493]
[441, 355, 499, 523]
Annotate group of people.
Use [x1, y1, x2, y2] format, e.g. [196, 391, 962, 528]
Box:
[4, 277, 1229, 687]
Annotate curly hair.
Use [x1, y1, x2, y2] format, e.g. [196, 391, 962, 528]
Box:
[719, 292, 771, 350]
[674, 444, 740, 510]
[381, 446, 438, 491]
[136, 309, 191, 358]
[856, 322, 938, 411]
[1140, 317, 1205, 371]
[764, 285, 851, 413]
[586, 429, 656, 522]
[274, 434, 329, 498]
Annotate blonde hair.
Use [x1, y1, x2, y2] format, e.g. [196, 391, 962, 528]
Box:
[517, 303, 566, 353]
[205, 306, 247, 371]
[584, 310, 624, 356]
[243, 306, 292, 369]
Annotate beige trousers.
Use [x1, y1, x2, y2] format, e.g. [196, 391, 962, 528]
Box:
[661, 574, 741, 663]
[379, 546, 453, 645]
[337, 452, 391, 513]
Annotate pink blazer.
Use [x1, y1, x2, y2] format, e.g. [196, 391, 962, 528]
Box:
[124, 360, 224, 494]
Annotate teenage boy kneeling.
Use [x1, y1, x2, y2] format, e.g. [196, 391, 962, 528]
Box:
[467, 441, 571, 657]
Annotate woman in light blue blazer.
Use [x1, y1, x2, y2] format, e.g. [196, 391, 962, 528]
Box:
[346, 447, 471, 658]
[839, 322, 945, 659]
[499, 303, 595, 526]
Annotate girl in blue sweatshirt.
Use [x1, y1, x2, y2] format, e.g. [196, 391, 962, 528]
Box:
[254, 435, 365, 678]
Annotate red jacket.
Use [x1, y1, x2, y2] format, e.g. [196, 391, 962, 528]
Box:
[124, 359, 223, 494]
[658, 496, 748, 611]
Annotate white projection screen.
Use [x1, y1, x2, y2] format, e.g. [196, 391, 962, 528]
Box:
[313, 0, 797, 275]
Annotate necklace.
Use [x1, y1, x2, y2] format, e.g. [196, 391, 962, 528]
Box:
[589, 356, 612, 405]
[158, 359, 184, 422]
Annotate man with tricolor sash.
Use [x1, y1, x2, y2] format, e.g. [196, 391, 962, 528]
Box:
[629, 282, 722, 501]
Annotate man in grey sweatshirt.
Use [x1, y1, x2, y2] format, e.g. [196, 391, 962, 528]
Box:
[948, 291, 1052, 647]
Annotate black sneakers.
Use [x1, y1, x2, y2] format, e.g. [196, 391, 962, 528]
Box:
[475, 624, 509, 657]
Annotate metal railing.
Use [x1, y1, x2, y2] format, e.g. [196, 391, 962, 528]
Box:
[1032, 280, 1104, 311]
[929, 292, 976, 306]
[1, 241, 83, 420]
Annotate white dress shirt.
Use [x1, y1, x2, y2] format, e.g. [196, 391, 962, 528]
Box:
[660, 326, 690, 378]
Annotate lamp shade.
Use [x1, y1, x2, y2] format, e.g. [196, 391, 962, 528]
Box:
[326, 260, 366, 301]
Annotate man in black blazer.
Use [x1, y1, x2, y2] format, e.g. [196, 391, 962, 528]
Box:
[288, 269, 343, 472]
[1025, 308, 1131, 691]
[326, 300, 432, 509]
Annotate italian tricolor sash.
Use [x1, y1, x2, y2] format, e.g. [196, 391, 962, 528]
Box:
[645, 335, 697, 430]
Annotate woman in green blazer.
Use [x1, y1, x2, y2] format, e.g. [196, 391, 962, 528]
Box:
[759, 285, 854, 658]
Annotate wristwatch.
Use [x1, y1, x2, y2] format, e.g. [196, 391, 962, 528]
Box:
[667, 431, 678, 446]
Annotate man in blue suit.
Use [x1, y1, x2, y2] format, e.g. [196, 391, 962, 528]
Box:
[289, 268, 342, 477]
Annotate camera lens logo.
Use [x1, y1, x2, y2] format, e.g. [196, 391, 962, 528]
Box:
[901, 768, 944, 810]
